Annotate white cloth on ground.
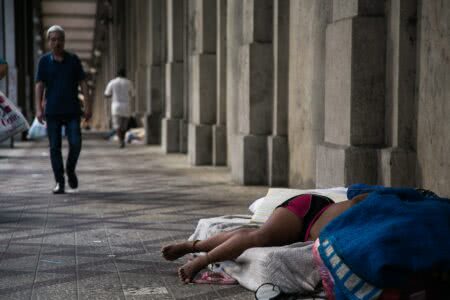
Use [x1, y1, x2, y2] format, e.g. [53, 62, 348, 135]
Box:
[189, 215, 322, 295]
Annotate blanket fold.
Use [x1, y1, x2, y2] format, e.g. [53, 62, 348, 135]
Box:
[319, 186, 450, 300]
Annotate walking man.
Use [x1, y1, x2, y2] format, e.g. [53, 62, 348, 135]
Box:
[35, 25, 92, 194]
[104, 68, 134, 148]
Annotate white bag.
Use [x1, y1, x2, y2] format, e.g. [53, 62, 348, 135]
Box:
[0, 91, 30, 142]
[27, 117, 47, 140]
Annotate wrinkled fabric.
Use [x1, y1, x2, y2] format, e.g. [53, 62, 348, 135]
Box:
[319, 186, 450, 300]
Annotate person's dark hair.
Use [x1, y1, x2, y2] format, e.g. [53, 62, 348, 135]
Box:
[117, 68, 126, 77]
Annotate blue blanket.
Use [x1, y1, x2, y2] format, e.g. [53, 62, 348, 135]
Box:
[318, 185, 450, 300]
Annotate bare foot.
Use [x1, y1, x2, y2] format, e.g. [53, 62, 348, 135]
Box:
[178, 255, 209, 284]
[161, 241, 194, 261]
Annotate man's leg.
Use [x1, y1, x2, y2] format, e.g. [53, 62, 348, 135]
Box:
[118, 117, 128, 148]
[66, 117, 82, 188]
[47, 117, 65, 191]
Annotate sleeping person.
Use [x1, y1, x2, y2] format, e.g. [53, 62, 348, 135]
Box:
[162, 190, 369, 283]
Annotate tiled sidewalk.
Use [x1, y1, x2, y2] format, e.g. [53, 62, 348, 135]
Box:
[0, 136, 267, 299]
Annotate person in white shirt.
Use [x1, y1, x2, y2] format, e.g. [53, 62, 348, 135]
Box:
[104, 69, 135, 148]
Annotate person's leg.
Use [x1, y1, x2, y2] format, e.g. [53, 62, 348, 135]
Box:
[178, 207, 303, 283]
[162, 227, 256, 261]
[119, 117, 128, 147]
[65, 117, 82, 187]
[47, 117, 65, 188]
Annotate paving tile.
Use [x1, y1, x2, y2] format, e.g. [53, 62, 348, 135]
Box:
[0, 136, 267, 299]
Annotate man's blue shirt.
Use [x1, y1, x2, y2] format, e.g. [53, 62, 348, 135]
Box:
[36, 51, 85, 116]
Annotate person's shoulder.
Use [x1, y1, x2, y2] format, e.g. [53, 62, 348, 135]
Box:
[64, 51, 81, 61]
[38, 52, 52, 63]
[110, 77, 121, 84]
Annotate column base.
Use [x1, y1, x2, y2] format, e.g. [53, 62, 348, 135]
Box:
[316, 143, 378, 188]
[232, 134, 267, 185]
[144, 113, 161, 145]
[268, 135, 288, 187]
[161, 117, 180, 153]
[212, 125, 227, 166]
[188, 123, 212, 165]
[179, 120, 188, 154]
[379, 147, 416, 187]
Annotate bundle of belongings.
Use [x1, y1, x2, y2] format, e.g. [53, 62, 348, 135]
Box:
[0, 58, 29, 142]
[188, 185, 450, 300]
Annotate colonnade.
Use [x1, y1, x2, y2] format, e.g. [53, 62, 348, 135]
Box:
[90, 0, 450, 196]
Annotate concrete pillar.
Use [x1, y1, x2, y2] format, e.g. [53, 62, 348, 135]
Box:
[416, 0, 450, 196]
[213, 0, 228, 166]
[144, 0, 164, 144]
[0, 0, 17, 147]
[142, 0, 164, 145]
[188, 0, 217, 165]
[134, 0, 149, 120]
[316, 0, 386, 187]
[226, 0, 242, 172]
[162, 0, 185, 153]
[232, 0, 273, 185]
[288, 0, 330, 188]
[268, 0, 289, 187]
[0, 0, 5, 94]
[379, 0, 417, 187]
[3, 0, 17, 104]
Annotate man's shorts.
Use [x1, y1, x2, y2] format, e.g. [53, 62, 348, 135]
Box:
[112, 115, 129, 132]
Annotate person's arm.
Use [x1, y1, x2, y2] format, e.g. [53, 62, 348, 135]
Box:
[35, 81, 45, 124]
[80, 80, 92, 121]
[104, 81, 112, 98]
[129, 80, 135, 98]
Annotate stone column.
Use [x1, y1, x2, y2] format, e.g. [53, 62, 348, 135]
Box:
[226, 0, 242, 170]
[379, 0, 417, 187]
[125, 1, 137, 114]
[188, 0, 217, 165]
[134, 0, 149, 120]
[143, 0, 164, 145]
[268, 0, 289, 186]
[232, 0, 273, 185]
[316, 0, 386, 187]
[1, 0, 17, 147]
[416, 0, 449, 195]
[0, 0, 5, 94]
[162, 0, 185, 153]
[3, 0, 17, 104]
[213, 0, 227, 166]
[288, 0, 330, 188]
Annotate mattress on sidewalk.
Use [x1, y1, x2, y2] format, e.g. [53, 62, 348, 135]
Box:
[188, 215, 323, 296]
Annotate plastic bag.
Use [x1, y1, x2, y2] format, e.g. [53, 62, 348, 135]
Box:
[27, 117, 47, 140]
[0, 91, 30, 142]
[27, 118, 67, 140]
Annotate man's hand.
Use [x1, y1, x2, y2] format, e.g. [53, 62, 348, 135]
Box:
[36, 109, 45, 124]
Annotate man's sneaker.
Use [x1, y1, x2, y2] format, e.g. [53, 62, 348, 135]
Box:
[67, 172, 78, 189]
[52, 183, 65, 194]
